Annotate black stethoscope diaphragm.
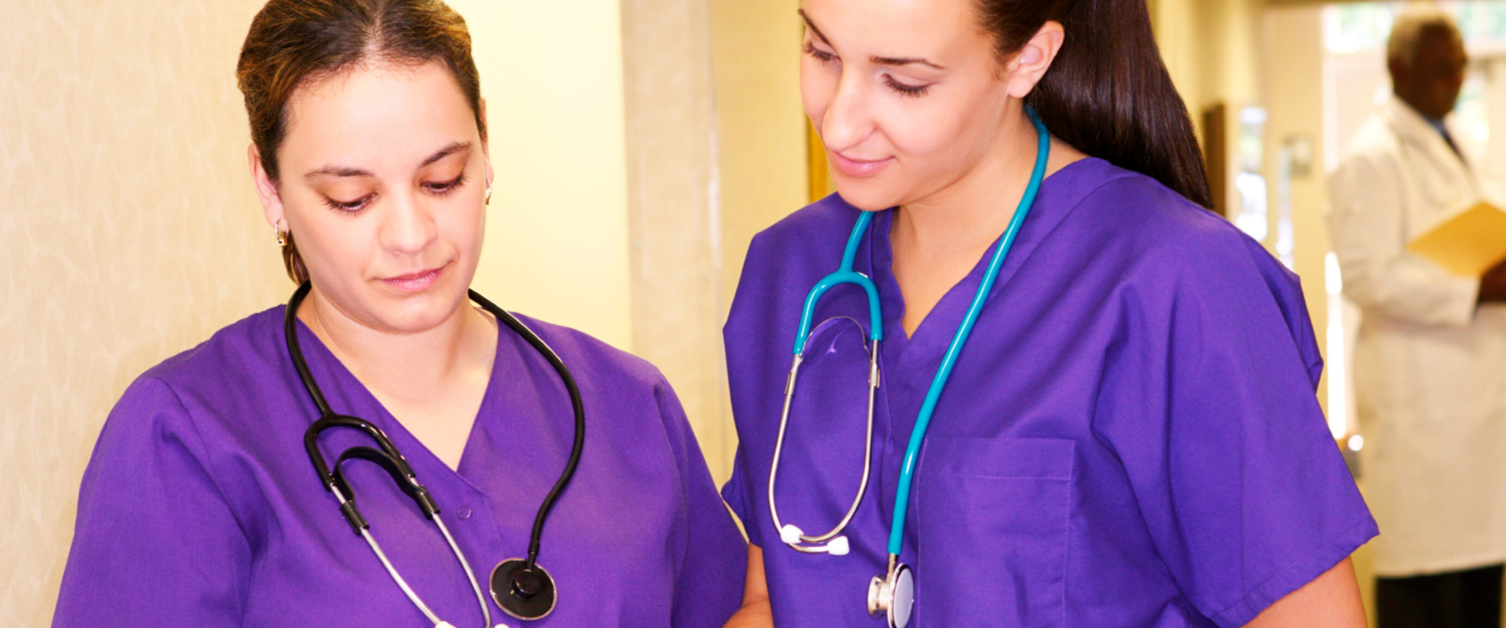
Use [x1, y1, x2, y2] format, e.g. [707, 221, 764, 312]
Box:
[490, 558, 557, 620]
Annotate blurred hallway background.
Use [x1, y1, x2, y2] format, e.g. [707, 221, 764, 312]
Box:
[6, 0, 1506, 624]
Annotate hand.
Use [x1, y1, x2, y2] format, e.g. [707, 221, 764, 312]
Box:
[724, 545, 773, 628]
[1480, 257, 1506, 304]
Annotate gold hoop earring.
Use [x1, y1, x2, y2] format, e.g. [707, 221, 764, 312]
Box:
[485, 182, 493, 206]
[275, 229, 288, 247]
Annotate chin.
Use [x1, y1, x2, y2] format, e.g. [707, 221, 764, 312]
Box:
[356, 282, 467, 334]
[832, 181, 903, 212]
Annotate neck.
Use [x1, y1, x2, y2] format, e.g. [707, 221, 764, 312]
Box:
[298, 286, 490, 398]
[887, 107, 1085, 336]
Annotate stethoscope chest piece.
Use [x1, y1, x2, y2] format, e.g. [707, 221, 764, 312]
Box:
[867, 562, 914, 628]
[490, 558, 557, 620]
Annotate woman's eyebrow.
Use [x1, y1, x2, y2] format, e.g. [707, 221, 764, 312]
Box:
[797, 9, 945, 71]
[305, 164, 372, 179]
[304, 141, 473, 180]
[798, 9, 832, 46]
[871, 55, 945, 71]
[420, 141, 472, 168]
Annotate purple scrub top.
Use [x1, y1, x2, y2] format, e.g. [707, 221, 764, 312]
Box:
[721, 159, 1377, 627]
[55, 307, 746, 627]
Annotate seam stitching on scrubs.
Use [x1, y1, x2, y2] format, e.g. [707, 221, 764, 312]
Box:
[651, 373, 696, 583]
[1208, 514, 1377, 626]
[1060, 448, 1075, 628]
[982, 164, 1137, 306]
[152, 374, 249, 542]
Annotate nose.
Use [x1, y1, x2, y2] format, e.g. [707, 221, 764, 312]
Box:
[378, 190, 438, 257]
[820, 71, 875, 154]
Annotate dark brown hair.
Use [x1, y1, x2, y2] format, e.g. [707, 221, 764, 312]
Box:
[236, 0, 485, 284]
[978, 0, 1211, 208]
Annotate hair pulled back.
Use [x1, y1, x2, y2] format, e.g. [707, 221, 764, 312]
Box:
[235, 0, 485, 284]
[979, 0, 1211, 208]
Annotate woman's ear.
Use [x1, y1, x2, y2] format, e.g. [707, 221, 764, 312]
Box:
[248, 144, 287, 231]
[1005, 20, 1066, 99]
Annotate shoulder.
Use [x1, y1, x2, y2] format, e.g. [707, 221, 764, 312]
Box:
[1064, 161, 1311, 347]
[1338, 112, 1402, 169]
[507, 313, 670, 393]
[138, 307, 286, 391]
[1066, 160, 1271, 277]
[745, 194, 863, 264]
[94, 308, 286, 477]
[735, 195, 864, 304]
[117, 307, 286, 424]
[1078, 162, 1320, 377]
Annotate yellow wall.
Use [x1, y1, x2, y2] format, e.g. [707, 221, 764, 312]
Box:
[449, 0, 634, 350]
[711, 0, 809, 310]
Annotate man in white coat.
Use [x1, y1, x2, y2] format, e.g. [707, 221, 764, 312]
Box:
[1330, 8, 1506, 627]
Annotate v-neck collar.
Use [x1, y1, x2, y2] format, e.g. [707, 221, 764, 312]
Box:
[861, 157, 1103, 364]
[290, 316, 498, 490]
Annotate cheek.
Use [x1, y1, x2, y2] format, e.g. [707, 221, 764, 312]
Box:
[437, 197, 487, 255]
[801, 59, 836, 128]
[884, 97, 983, 166]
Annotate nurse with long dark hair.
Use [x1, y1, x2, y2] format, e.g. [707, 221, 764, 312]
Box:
[720, 0, 1375, 625]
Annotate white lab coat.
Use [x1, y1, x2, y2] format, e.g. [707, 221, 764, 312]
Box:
[1329, 95, 1506, 576]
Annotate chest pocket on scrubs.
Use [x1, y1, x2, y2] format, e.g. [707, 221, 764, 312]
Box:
[915, 436, 1074, 628]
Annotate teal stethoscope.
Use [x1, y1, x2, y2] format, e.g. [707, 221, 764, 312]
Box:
[767, 109, 1049, 628]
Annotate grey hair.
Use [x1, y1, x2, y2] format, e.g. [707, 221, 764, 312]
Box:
[1387, 6, 1460, 68]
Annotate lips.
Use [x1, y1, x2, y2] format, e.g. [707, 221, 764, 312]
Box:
[828, 151, 894, 178]
[382, 265, 445, 293]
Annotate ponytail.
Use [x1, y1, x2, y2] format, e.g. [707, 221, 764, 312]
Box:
[979, 0, 1211, 208]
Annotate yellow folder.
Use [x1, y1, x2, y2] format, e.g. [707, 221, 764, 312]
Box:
[1407, 201, 1506, 277]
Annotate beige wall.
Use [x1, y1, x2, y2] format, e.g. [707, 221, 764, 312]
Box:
[0, 1, 285, 624]
[620, 0, 734, 479]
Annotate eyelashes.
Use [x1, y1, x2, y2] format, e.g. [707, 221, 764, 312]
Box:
[802, 42, 932, 98]
[323, 194, 373, 213]
[885, 77, 930, 98]
[424, 173, 468, 196]
[321, 173, 469, 214]
[803, 42, 836, 65]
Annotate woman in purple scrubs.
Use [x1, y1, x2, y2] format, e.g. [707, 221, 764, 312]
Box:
[53, 1, 744, 626]
[721, 0, 1375, 626]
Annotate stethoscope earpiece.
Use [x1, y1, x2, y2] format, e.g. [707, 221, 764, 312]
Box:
[490, 558, 558, 620]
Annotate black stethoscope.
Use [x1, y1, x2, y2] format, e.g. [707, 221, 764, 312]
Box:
[286, 282, 585, 626]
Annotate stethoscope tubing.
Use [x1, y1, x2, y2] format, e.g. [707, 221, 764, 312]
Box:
[795, 210, 885, 352]
[464, 289, 588, 572]
[886, 110, 1051, 556]
[288, 282, 586, 624]
[768, 340, 880, 552]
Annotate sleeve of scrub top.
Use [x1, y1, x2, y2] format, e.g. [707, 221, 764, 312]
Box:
[1328, 149, 1479, 327]
[720, 444, 761, 548]
[1092, 233, 1377, 628]
[53, 377, 251, 627]
[654, 378, 748, 626]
